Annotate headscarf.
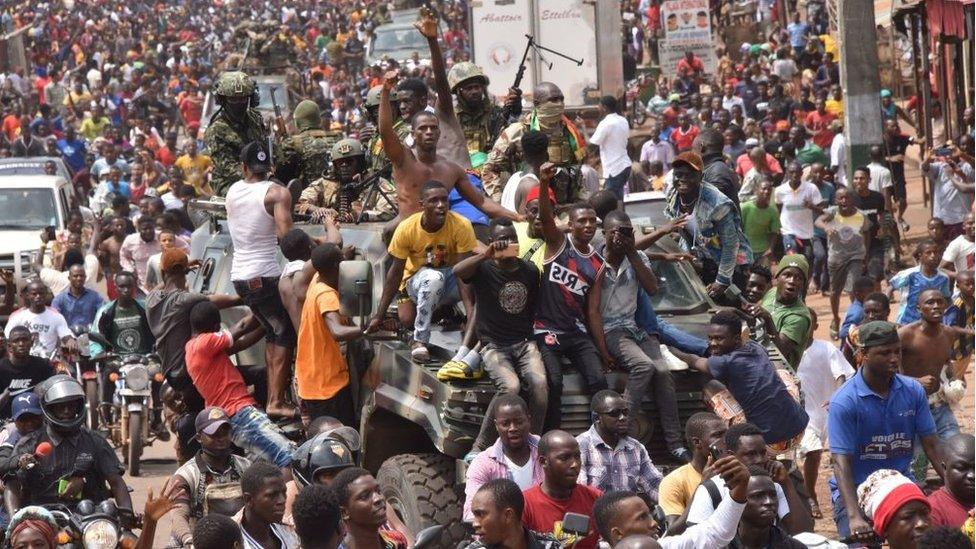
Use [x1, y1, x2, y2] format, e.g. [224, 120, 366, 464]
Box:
[7, 506, 59, 548]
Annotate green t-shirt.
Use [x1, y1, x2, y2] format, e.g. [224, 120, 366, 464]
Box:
[111, 304, 152, 355]
[761, 288, 811, 368]
[741, 201, 780, 254]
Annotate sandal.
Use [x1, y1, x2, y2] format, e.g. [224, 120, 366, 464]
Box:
[410, 341, 431, 363]
[809, 500, 823, 519]
[436, 360, 484, 381]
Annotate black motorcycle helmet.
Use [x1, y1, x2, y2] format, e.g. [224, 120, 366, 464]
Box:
[292, 433, 355, 488]
[40, 374, 87, 434]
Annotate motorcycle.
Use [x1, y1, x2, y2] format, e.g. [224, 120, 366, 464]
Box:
[69, 325, 102, 431]
[625, 74, 650, 127]
[86, 332, 163, 477]
[41, 500, 137, 549]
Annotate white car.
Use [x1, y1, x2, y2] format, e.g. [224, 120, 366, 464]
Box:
[0, 174, 76, 283]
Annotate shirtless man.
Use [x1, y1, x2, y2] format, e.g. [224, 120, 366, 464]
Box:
[898, 288, 968, 455]
[378, 70, 518, 221]
[97, 216, 127, 281]
[279, 220, 343, 332]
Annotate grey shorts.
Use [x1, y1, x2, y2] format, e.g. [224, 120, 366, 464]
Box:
[828, 258, 863, 293]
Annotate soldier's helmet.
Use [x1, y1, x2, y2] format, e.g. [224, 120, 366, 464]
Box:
[448, 62, 489, 93]
[364, 86, 384, 109]
[293, 100, 321, 132]
[213, 71, 256, 98]
[331, 138, 365, 161]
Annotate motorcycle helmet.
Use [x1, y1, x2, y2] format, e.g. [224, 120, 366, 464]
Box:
[292, 433, 355, 488]
[40, 374, 86, 433]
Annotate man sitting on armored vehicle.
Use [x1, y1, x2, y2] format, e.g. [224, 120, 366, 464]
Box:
[296, 138, 396, 223]
[366, 181, 478, 363]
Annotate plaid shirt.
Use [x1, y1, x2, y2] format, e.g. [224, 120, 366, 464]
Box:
[576, 425, 662, 501]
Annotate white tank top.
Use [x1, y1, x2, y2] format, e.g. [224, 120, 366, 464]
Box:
[226, 180, 282, 280]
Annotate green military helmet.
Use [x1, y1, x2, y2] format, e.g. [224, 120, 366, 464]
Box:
[294, 99, 321, 132]
[448, 62, 489, 93]
[213, 71, 256, 98]
[365, 86, 384, 108]
[331, 138, 365, 160]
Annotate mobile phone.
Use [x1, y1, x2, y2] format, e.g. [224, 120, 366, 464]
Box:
[496, 241, 518, 259]
[933, 146, 953, 157]
[709, 443, 725, 462]
[562, 512, 590, 536]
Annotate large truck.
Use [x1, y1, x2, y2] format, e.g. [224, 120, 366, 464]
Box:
[469, 0, 624, 113]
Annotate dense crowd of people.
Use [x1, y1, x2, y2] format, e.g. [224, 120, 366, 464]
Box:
[0, 0, 971, 548]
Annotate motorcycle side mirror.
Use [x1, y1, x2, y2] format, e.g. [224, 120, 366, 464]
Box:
[87, 332, 112, 349]
[412, 525, 444, 549]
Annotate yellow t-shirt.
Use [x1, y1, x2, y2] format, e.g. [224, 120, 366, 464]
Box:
[825, 99, 844, 118]
[658, 463, 703, 517]
[295, 281, 349, 400]
[820, 34, 838, 59]
[388, 211, 477, 290]
[79, 116, 109, 141]
[175, 153, 214, 195]
[514, 221, 546, 272]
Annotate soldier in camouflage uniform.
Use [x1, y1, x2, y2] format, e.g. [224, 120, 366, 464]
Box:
[449, 62, 521, 155]
[203, 71, 269, 196]
[276, 100, 340, 188]
[481, 82, 587, 204]
[296, 138, 397, 223]
[363, 85, 411, 175]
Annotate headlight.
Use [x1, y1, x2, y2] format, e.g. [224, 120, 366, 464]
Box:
[124, 365, 150, 391]
[83, 518, 119, 549]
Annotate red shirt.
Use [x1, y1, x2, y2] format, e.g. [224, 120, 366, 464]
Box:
[670, 125, 700, 153]
[185, 330, 257, 416]
[804, 110, 836, 149]
[927, 487, 972, 528]
[522, 484, 603, 549]
[157, 146, 177, 167]
[677, 56, 705, 77]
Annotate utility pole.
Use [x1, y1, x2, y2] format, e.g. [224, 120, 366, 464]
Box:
[837, 0, 883, 172]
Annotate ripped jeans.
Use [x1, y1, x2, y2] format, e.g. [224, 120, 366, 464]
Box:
[405, 267, 460, 344]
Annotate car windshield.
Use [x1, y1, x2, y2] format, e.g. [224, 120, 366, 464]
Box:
[256, 85, 289, 111]
[373, 28, 429, 55]
[0, 188, 58, 230]
[648, 258, 709, 312]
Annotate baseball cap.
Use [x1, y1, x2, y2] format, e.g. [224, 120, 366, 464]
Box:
[160, 248, 189, 274]
[776, 254, 810, 281]
[745, 137, 760, 148]
[880, 88, 892, 98]
[12, 392, 42, 420]
[240, 141, 272, 172]
[672, 151, 704, 173]
[858, 321, 900, 349]
[195, 407, 232, 436]
[775, 120, 790, 132]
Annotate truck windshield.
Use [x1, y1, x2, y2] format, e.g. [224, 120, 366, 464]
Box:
[373, 28, 429, 55]
[649, 259, 709, 312]
[0, 189, 58, 229]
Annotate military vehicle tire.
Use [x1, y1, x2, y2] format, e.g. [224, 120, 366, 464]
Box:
[376, 453, 465, 545]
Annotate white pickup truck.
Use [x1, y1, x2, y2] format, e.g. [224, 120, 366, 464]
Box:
[0, 174, 76, 283]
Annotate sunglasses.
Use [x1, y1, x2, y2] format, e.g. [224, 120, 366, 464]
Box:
[599, 408, 630, 419]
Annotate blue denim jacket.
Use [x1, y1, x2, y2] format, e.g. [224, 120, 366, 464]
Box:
[665, 182, 753, 285]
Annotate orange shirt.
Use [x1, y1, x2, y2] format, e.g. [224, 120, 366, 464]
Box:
[295, 280, 349, 400]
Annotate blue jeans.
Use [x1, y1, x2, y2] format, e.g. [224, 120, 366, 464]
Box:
[635, 289, 708, 355]
[782, 234, 814, 265]
[229, 405, 296, 468]
[405, 267, 460, 344]
[829, 476, 850, 539]
[604, 166, 632, 201]
[912, 403, 960, 479]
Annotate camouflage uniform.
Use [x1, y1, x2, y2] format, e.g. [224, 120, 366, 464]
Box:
[449, 62, 514, 155]
[277, 100, 340, 188]
[204, 71, 269, 196]
[298, 139, 396, 222]
[481, 112, 586, 203]
[361, 86, 411, 174]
